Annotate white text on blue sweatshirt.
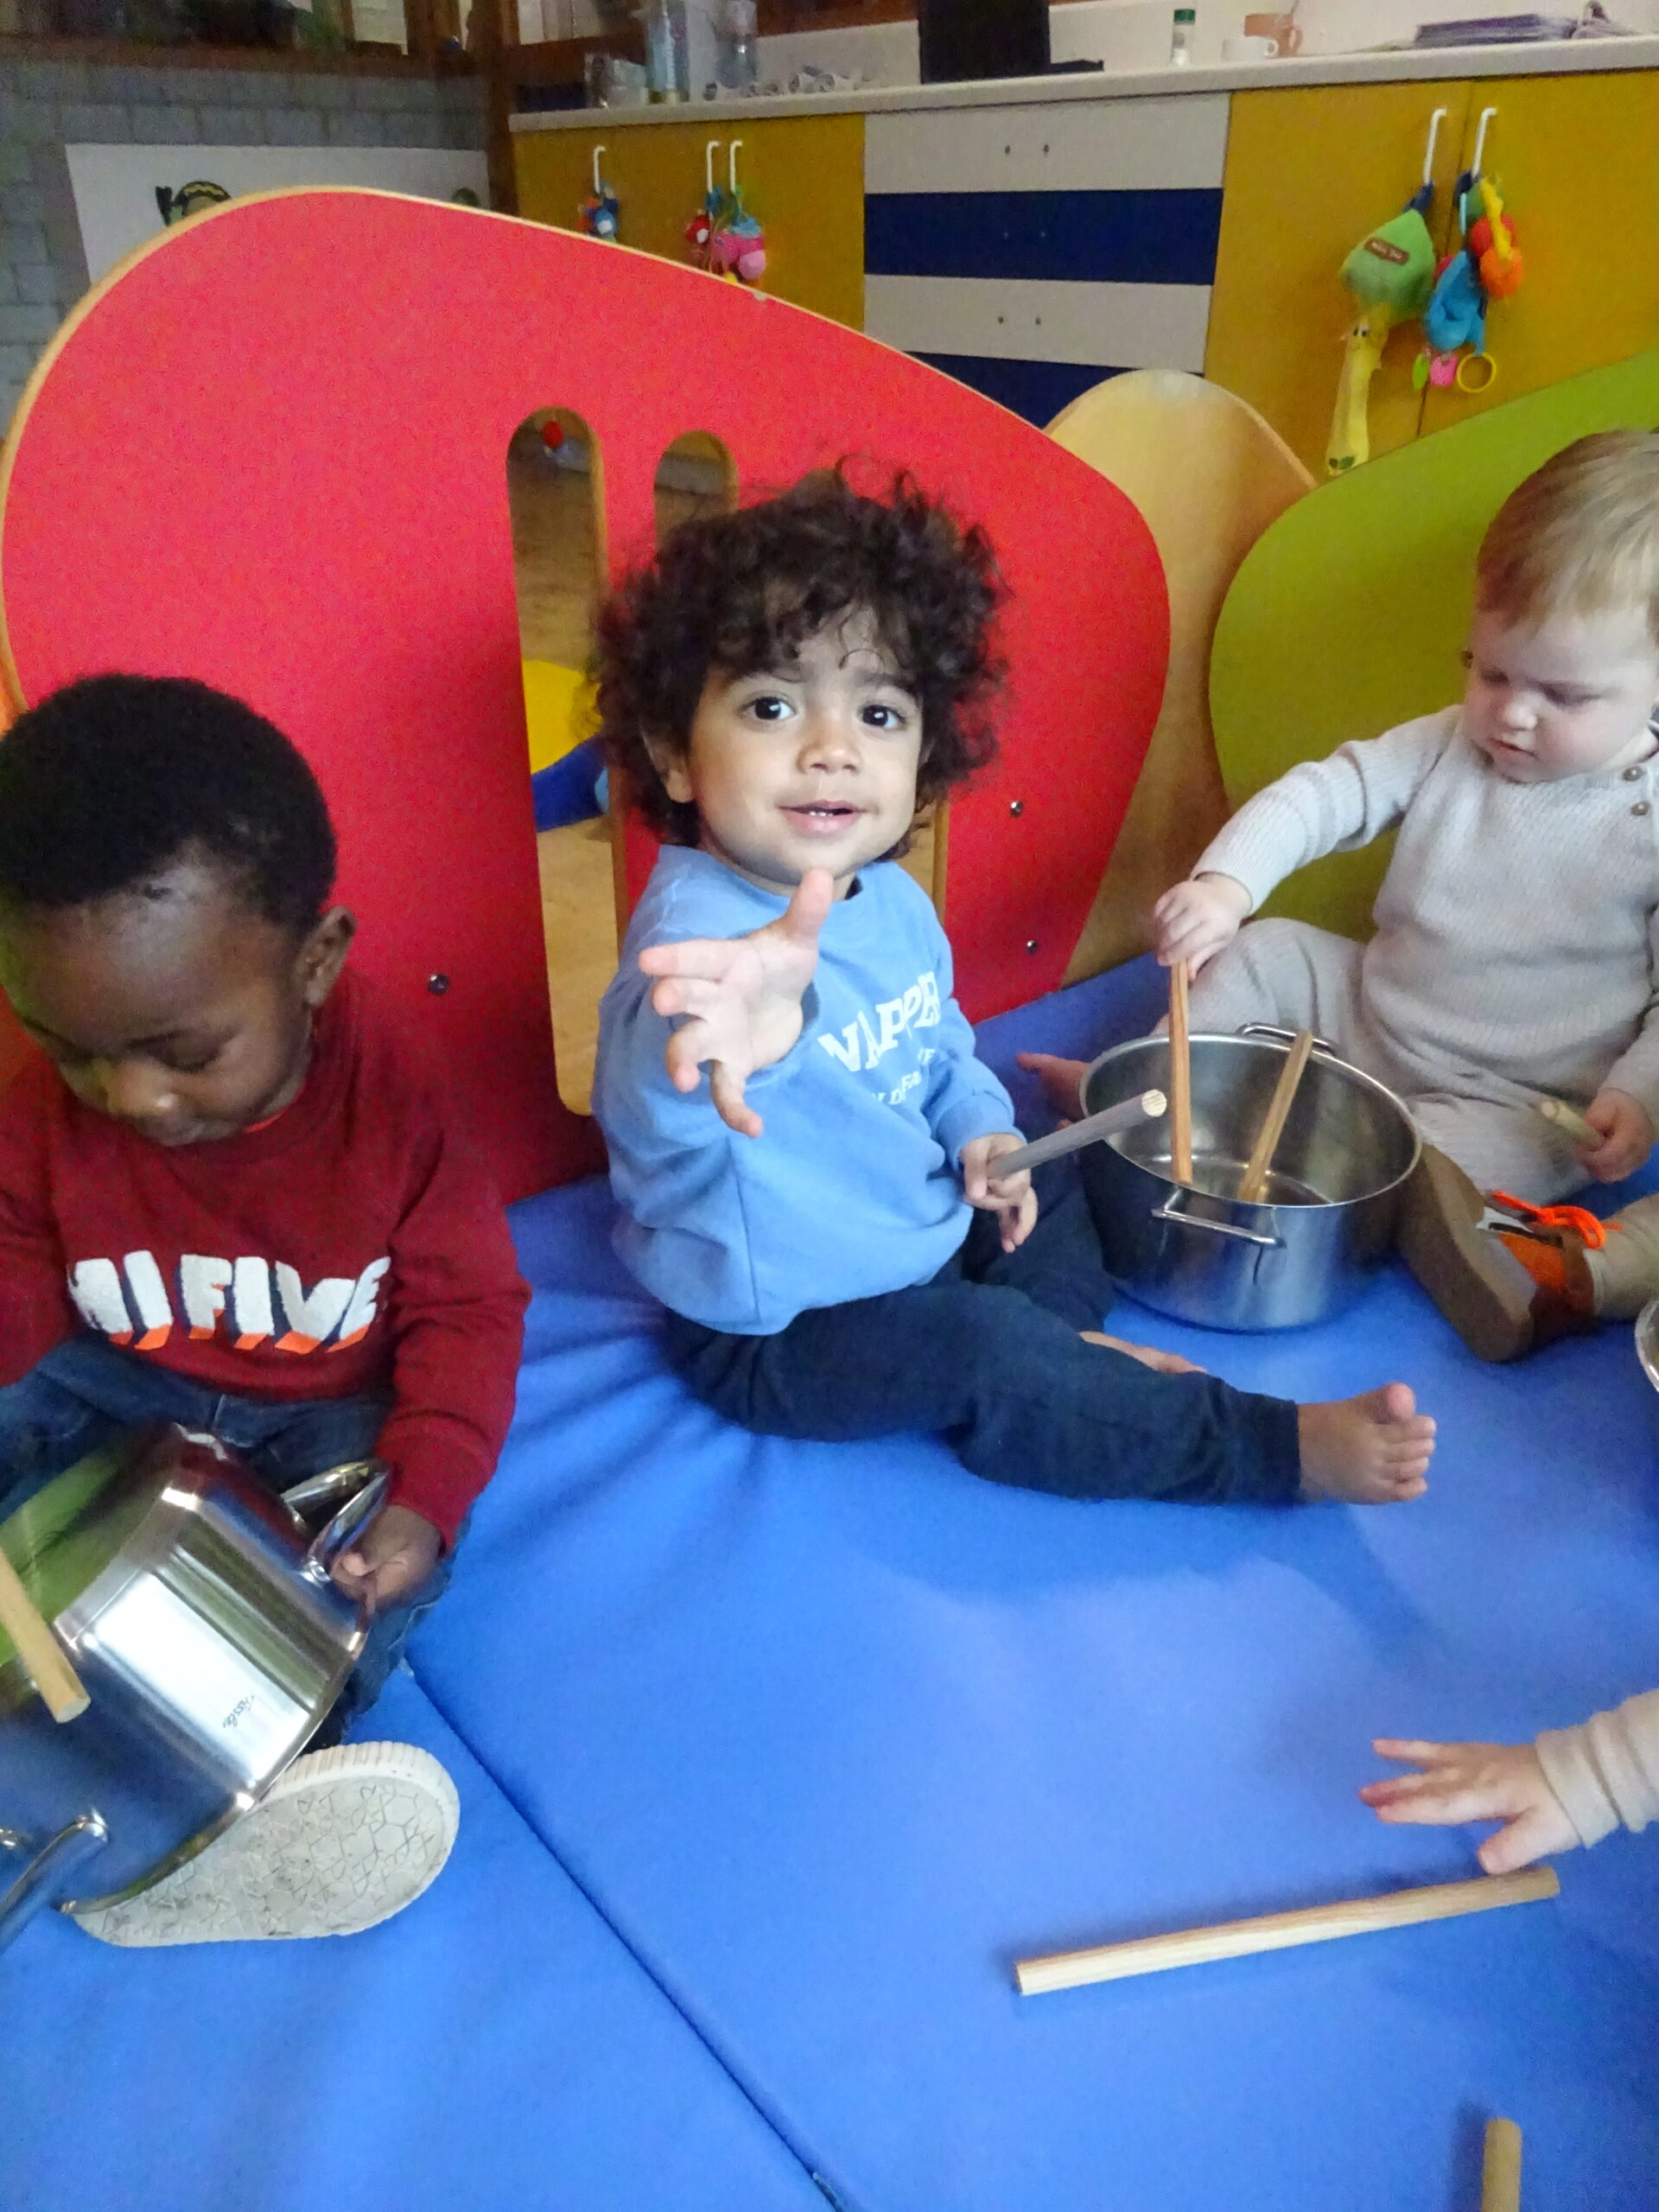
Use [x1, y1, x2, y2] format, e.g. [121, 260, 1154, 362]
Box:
[594, 848, 1015, 1335]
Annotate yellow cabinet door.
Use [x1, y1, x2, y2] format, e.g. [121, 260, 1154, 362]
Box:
[1205, 81, 1471, 476]
[513, 113, 864, 330]
[1419, 71, 1659, 435]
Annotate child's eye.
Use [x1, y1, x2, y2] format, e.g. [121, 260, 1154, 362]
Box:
[1543, 688, 1596, 709]
[861, 701, 913, 731]
[158, 1044, 226, 1075]
[744, 695, 792, 724]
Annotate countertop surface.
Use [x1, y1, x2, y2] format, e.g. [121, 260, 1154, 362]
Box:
[511, 32, 1659, 130]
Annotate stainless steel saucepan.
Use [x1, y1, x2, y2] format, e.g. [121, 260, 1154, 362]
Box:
[0, 1427, 385, 1947]
[1075, 1024, 1421, 1332]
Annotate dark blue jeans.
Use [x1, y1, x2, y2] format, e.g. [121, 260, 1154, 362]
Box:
[664, 1165, 1301, 1506]
[0, 1336, 453, 1730]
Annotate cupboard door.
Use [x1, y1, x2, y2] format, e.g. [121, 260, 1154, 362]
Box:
[515, 114, 864, 329]
[1419, 70, 1659, 435]
[1205, 81, 1471, 475]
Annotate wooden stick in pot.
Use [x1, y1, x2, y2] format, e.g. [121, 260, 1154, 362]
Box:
[1236, 1029, 1314, 1205]
[0, 1543, 89, 1722]
[1167, 959, 1194, 1186]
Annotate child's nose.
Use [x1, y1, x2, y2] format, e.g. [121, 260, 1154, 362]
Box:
[798, 713, 858, 769]
[93, 1058, 181, 1123]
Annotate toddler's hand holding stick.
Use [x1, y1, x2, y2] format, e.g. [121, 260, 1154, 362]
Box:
[639, 868, 835, 1137]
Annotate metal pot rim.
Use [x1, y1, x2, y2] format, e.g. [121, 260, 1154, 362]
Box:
[1079, 1029, 1422, 1212]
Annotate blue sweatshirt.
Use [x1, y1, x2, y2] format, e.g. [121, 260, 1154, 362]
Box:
[594, 848, 1016, 1335]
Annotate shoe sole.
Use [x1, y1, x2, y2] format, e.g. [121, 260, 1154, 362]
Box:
[71, 1743, 459, 1948]
[1395, 1146, 1537, 1363]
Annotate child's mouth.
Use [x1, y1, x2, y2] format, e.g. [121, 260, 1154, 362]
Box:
[781, 801, 862, 833]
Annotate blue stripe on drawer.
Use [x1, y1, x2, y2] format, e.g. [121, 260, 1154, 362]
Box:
[911, 353, 1123, 428]
[866, 189, 1223, 289]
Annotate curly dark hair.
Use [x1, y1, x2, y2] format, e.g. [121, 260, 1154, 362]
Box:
[0, 674, 336, 932]
[594, 467, 1005, 846]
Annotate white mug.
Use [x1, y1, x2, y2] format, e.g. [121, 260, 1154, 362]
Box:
[1222, 31, 1280, 56]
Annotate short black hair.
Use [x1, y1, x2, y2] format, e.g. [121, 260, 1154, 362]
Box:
[0, 674, 336, 931]
[596, 467, 1005, 845]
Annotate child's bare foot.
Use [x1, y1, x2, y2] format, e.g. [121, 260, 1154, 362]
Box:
[1016, 1052, 1090, 1121]
[1297, 1382, 1434, 1503]
[1081, 1329, 1205, 1377]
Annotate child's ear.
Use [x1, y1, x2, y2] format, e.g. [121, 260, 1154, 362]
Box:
[642, 731, 696, 807]
[295, 905, 355, 1010]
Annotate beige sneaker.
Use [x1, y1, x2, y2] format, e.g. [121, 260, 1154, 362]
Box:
[71, 1743, 458, 1948]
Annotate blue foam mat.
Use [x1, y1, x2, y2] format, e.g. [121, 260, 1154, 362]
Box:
[1, 1669, 825, 2212]
[409, 960, 1659, 2212]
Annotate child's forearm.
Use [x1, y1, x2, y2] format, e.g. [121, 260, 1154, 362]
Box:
[1535, 1688, 1659, 1847]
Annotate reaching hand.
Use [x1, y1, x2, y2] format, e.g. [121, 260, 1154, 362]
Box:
[331, 1502, 442, 1614]
[960, 1133, 1039, 1252]
[638, 868, 835, 1138]
[1152, 873, 1253, 976]
[1358, 1737, 1578, 1872]
[1579, 1087, 1654, 1183]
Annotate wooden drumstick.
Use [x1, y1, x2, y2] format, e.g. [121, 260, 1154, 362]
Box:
[1538, 1096, 1598, 1150]
[1167, 959, 1194, 1186]
[1481, 2118, 1522, 2212]
[1236, 1028, 1314, 1204]
[1014, 1865, 1559, 1994]
[0, 1542, 88, 1722]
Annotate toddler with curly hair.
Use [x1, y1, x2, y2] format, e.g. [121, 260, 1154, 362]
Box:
[591, 469, 1435, 1510]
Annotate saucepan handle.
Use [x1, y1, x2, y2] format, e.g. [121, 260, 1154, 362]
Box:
[1237, 1021, 1342, 1061]
[297, 1466, 391, 1589]
[0, 1812, 108, 1951]
[1154, 1190, 1284, 1249]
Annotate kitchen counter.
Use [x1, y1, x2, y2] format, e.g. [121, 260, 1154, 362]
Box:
[511, 30, 1659, 130]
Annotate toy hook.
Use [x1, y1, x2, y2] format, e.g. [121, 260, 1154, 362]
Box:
[1471, 105, 1497, 176]
[728, 138, 743, 194]
[1421, 106, 1447, 186]
[592, 144, 607, 195]
[705, 138, 719, 196]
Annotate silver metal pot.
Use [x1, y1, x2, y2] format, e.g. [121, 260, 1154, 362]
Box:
[0, 1427, 385, 1947]
[1077, 1025, 1421, 1332]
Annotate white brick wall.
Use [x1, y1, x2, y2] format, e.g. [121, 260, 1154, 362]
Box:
[0, 54, 486, 423]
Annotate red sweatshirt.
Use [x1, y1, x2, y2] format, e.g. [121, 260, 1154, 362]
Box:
[0, 969, 528, 1546]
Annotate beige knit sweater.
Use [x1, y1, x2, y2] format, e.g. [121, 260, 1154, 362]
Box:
[1537, 1690, 1659, 1847]
[1195, 707, 1659, 1114]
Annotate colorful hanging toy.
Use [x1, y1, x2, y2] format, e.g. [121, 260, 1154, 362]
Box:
[1324, 110, 1441, 476]
[578, 145, 620, 243]
[685, 138, 766, 287]
[1417, 130, 1522, 397]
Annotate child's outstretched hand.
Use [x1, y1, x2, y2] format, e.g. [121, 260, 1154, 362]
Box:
[638, 868, 835, 1138]
[1579, 1087, 1654, 1182]
[1358, 1737, 1577, 1872]
[960, 1133, 1038, 1252]
[1153, 872, 1252, 976]
[332, 1502, 442, 1614]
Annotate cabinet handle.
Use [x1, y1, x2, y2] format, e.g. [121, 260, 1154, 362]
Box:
[1472, 105, 1497, 172]
[1421, 105, 1447, 186]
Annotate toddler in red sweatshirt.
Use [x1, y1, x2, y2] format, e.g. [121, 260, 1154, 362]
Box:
[0, 674, 528, 1947]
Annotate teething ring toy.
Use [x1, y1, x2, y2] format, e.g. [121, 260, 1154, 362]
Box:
[1455, 351, 1497, 393]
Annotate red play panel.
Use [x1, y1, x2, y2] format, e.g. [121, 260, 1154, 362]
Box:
[0, 190, 1165, 1199]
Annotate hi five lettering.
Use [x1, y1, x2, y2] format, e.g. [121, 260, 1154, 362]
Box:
[66, 1250, 391, 1357]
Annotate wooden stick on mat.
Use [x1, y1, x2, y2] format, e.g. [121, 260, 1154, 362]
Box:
[0, 1542, 88, 1722]
[1236, 1028, 1314, 1204]
[1014, 1865, 1559, 1995]
[1167, 960, 1193, 1186]
[1481, 2118, 1522, 2212]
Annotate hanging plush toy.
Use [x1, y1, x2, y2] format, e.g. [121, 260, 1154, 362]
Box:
[1415, 165, 1522, 395]
[578, 148, 620, 243]
[1325, 190, 1437, 476]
